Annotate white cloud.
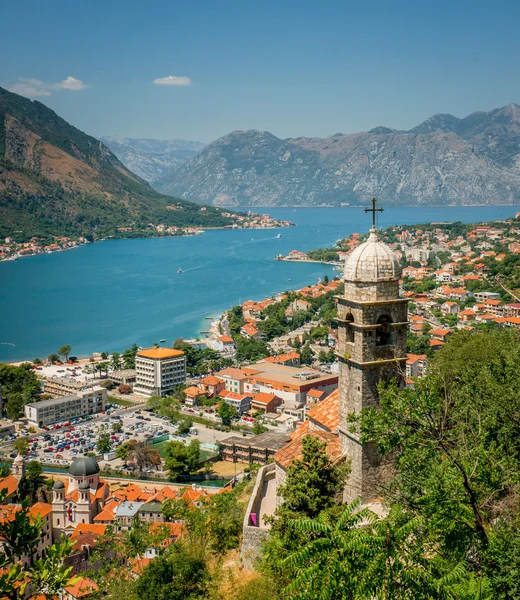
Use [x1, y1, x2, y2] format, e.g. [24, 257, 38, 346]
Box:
[7, 76, 88, 97]
[57, 76, 87, 91]
[153, 75, 192, 86]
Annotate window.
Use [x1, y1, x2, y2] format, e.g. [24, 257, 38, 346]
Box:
[376, 315, 392, 346]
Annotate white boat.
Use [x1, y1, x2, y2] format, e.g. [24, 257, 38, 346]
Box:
[276, 233, 282, 238]
[177, 268, 183, 274]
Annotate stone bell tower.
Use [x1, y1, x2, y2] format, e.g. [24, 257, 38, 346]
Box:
[336, 199, 408, 503]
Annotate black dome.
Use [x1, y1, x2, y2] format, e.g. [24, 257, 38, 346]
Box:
[69, 456, 100, 477]
[79, 481, 90, 490]
[53, 480, 65, 490]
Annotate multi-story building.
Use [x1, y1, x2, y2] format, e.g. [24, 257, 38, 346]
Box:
[25, 387, 107, 428]
[134, 348, 186, 397]
[42, 376, 88, 397]
[220, 391, 253, 414]
[220, 430, 291, 464]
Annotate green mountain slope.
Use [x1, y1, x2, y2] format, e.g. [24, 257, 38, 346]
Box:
[0, 86, 237, 240]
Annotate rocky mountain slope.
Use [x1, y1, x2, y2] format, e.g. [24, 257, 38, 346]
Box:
[155, 104, 520, 207]
[0, 87, 241, 240]
[100, 136, 205, 183]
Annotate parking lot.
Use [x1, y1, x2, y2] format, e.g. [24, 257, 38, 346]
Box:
[4, 405, 232, 473]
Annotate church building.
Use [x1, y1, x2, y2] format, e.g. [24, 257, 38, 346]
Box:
[273, 199, 408, 504]
[52, 456, 110, 538]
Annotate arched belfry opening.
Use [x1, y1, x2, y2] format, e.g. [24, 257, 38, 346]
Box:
[376, 314, 392, 346]
[345, 312, 354, 343]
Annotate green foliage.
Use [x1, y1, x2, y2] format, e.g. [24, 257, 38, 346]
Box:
[57, 345, 71, 361]
[13, 438, 29, 455]
[300, 343, 313, 365]
[217, 401, 238, 426]
[0, 362, 40, 419]
[307, 248, 340, 262]
[234, 336, 271, 362]
[97, 432, 112, 454]
[17, 461, 45, 505]
[164, 440, 200, 480]
[172, 339, 228, 376]
[135, 543, 208, 600]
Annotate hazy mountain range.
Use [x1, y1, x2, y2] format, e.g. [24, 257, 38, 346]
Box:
[100, 136, 206, 183]
[0, 87, 241, 239]
[151, 104, 520, 207]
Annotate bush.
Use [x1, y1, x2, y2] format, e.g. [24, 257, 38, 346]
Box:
[100, 380, 116, 390]
[118, 383, 132, 394]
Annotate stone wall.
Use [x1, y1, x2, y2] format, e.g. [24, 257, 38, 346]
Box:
[241, 463, 276, 569]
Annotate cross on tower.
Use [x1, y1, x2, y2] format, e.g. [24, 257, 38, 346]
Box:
[364, 197, 384, 229]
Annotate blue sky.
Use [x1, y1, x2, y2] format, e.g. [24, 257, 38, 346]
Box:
[2, 0, 519, 142]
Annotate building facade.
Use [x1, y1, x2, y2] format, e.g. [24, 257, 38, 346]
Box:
[25, 387, 107, 428]
[134, 348, 186, 397]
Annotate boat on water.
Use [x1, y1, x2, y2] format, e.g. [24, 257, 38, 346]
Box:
[177, 268, 183, 273]
[276, 233, 282, 238]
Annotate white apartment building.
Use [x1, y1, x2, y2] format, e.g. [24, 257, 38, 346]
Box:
[25, 387, 107, 428]
[134, 348, 186, 397]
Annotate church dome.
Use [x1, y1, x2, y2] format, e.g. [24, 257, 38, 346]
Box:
[69, 456, 100, 477]
[344, 229, 401, 283]
[53, 480, 65, 490]
[79, 481, 90, 491]
[14, 453, 24, 464]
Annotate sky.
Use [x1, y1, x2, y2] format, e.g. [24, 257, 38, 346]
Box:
[2, 0, 520, 143]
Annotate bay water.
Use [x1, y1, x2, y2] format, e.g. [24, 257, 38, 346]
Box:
[1, 205, 519, 362]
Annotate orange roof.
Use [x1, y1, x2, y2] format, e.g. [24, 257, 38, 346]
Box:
[306, 388, 339, 431]
[184, 386, 204, 397]
[130, 557, 152, 575]
[28, 502, 52, 519]
[484, 299, 502, 306]
[149, 521, 184, 541]
[201, 375, 221, 386]
[252, 392, 277, 405]
[406, 354, 427, 365]
[93, 500, 118, 522]
[219, 335, 234, 343]
[149, 486, 179, 503]
[64, 577, 98, 598]
[181, 488, 207, 504]
[217, 367, 248, 380]
[306, 388, 326, 398]
[274, 421, 343, 470]
[71, 523, 107, 537]
[430, 339, 445, 347]
[0, 475, 19, 497]
[241, 323, 259, 336]
[137, 347, 184, 359]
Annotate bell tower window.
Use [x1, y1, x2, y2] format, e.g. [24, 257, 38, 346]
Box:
[376, 314, 392, 346]
[345, 313, 354, 343]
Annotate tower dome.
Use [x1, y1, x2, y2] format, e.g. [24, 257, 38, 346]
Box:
[79, 481, 90, 491]
[13, 453, 24, 465]
[53, 480, 65, 490]
[69, 456, 100, 477]
[344, 229, 401, 283]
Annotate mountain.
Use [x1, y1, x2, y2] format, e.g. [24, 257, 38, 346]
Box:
[100, 136, 205, 183]
[0, 87, 240, 240]
[155, 104, 520, 207]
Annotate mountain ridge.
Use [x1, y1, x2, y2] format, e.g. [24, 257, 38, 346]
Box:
[154, 103, 520, 207]
[0, 86, 240, 240]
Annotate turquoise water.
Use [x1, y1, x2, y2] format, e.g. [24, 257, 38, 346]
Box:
[1, 205, 519, 362]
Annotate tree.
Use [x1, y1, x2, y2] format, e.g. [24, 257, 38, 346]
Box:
[33, 358, 42, 365]
[97, 361, 110, 378]
[58, 345, 72, 362]
[122, 344, 139, 369]
[177, 418, 193, 434]
[97, 432, 112, 454]
[13, 438, 29, 456]
[164, 440, 200, 480]
[47, 353, 59, 364]
[17, 461, 45, 505]
[218, 401, 238, 426]
[253, 417, 268, 435]
[100, 379, 115, 390]
[116, 443, 130, 463]
[278, 435, 347, 520]
[300, 343, 313, 365]
[356, 329, 520, 592]
[118, 383, 132, 394]
[101, 351, 109, 360]
[110, 351, 122, 370]
[112, 422, 123, 433]
[135, 543, 208, 600]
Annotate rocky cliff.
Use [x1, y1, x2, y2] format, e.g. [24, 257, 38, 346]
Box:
[154, 104, 520, 206]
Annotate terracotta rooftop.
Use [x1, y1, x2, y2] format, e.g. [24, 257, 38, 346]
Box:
[137, 347, 184, 360]
[274, 421, 343, 470]
[64, 577, 98, 598]
[306, 388, 340, 431]
[0, 475, 19, 498]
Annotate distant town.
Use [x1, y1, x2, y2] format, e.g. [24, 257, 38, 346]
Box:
[0, 211, 294, 262]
